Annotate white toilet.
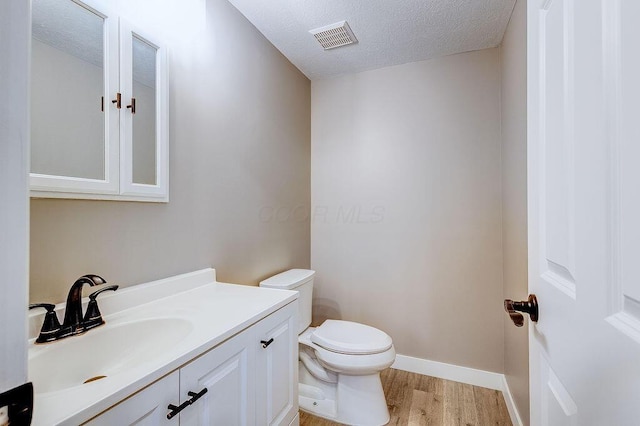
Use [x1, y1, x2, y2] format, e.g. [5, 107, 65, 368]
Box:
[260, 269, 395, 426]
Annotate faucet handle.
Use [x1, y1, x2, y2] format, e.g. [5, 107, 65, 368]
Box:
[88, 284, 119, 301]
[29, 303, 55, 312]
[83, 285, 119, 329]
[29, 303, 62, 343]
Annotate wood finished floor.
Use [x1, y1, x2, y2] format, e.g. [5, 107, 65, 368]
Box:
[299, 368, 512, 426]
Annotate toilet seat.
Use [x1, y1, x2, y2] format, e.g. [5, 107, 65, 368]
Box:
[313, 343, 396, 375]
[300, 325, 396, 376]
[311, 320, 393, 355]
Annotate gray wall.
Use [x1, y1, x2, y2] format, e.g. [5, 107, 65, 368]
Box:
[30, 0, 311, 303]
[311, 49, 504, 373]
[500, 0, 529, 423]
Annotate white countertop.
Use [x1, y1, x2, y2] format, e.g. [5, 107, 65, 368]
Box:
[28, 269, 297, 425]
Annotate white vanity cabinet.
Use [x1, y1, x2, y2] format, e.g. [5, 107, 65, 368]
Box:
[83, 301, 297, 426]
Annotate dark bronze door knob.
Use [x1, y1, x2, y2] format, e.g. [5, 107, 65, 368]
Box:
[504, 294, 538, 327]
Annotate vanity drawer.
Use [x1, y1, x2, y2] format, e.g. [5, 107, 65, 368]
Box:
[84, 371, 179, 426]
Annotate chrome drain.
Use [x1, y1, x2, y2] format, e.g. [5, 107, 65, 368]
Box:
[83, 375, 107, 384]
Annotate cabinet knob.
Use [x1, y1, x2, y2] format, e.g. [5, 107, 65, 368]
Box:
[260, 338, 274, 349]
[126, 97, 136, 114]
[111, 92, 121, 109]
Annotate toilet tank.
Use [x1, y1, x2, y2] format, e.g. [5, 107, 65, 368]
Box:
[260, 269, 315, 334]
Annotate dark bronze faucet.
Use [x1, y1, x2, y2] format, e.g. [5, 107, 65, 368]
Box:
[29, 275, 118, 343]
[62, 274, 106, 334]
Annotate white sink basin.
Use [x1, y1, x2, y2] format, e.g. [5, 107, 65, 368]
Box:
[29, 317, 193, 394]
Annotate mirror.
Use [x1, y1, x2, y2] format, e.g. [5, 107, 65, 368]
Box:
[31, 0, 105, 180]
[131, 35, 157, 186]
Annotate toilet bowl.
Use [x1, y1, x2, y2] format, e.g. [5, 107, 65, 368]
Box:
[260, 269, 395, 426]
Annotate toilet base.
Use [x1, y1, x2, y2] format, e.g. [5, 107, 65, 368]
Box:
[298, 361, 390, 426]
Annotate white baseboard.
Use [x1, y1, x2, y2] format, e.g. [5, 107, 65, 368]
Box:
[391, 354, 524, 426]
[501, 375, 524, 426]
[392, 354, 504, 390]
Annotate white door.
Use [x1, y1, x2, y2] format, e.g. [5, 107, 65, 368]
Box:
[528, 0, 640, 424]
[0, 0, 30, 393]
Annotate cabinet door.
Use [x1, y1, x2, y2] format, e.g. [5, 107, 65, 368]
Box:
[179, 329, 255, 426]
[84, 371, 178, 426]
[119, 19, 169, 201]
[30, 0, 120, 196]
[254, 302, 298, 426]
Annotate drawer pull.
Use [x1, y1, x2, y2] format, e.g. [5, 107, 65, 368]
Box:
[261, 338, 274, 348]
[187, 387, 208, 403]
[166, 401, 189, 420]
[166, 387, 208, 419]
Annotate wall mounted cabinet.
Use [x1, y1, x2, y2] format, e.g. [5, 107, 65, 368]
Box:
[30, 0, 168, 202]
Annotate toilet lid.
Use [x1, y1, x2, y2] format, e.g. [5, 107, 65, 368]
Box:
[311, 320, 393, 355]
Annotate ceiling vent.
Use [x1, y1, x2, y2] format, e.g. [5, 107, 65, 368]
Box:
[309, 21, 358, 50]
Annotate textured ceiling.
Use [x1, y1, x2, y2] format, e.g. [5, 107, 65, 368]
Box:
[226, 0, 516, 80]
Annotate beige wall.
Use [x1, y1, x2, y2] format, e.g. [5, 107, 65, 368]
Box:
[311, 49, 504, 373]
[500, 0, 529, 423]
[29, 0, 311, 303]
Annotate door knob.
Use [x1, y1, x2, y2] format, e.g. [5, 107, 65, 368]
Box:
[504, 294, 538, 327]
